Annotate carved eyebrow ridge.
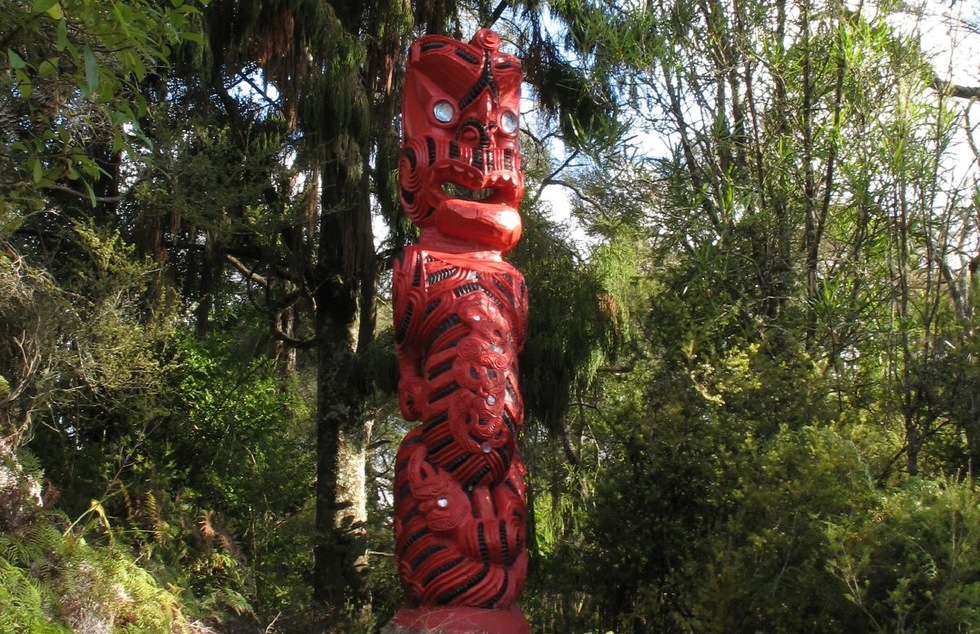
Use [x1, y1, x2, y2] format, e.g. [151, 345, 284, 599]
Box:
[458, 51, 499, 111]
[455, 47, 480, 64]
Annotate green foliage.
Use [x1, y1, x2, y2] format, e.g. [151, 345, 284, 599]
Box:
[686, 426, 876, 633]
[826, 477, 980, 634]
[513, 205, 636, 429]
[0, 248, 62, 445]
[0, 511, 192, 633]
[115, 330, 316, 626]
[0, 0, 206, 207]
[523, 484, 603, 632]
[2, 211, 312, 628]
[516, 1, 980, 631]
[24, 223, 175, 516]
[0, 556, 67, 634]
[166, 333, 312, 517]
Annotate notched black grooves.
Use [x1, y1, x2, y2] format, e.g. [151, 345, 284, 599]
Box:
[423, 556, 465, 587]
[436, 563, 490, 605]
[428, 382, 459, 403]
[428, 267, 459, 285]
[445, 452, 473, 472]
[422, 412, 449, 433]
[427, 315, 462, 349]
[400, 526, 430, 555]
[411, 544, 447, 570]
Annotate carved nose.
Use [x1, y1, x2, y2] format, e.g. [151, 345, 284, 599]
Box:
[458, 119, 491, 149]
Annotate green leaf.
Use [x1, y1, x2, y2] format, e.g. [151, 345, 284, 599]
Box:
[117, 48, 146, 80]
[14, 70, 32, 98]
[55, 18, 68, 52]
[113, 3, 132, 36]
[83, 180, 97, 207]
[7, 49, 26, 70]
[32, 0, 63, 19]
[83, 45, 98, 94]
[38, 58, 59, 79]
[32, 0, 58, 14]
[111, 131, 126, 153]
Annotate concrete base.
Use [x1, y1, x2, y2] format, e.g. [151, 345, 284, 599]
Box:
[381, 605, 530, 634]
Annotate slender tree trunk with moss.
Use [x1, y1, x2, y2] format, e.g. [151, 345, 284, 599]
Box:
[312, 145, 376, 611]
[314, 318, 371, 609]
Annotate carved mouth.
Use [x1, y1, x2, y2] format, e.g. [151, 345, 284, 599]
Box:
[442, 182, 495, 201]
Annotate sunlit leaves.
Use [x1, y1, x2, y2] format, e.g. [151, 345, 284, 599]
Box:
[32, 0, 64, 19]
[6, 48, 27, 70]
[517, 0, 980, 630]
[0, 0, 207, 206]
[826, 477, 980, 633]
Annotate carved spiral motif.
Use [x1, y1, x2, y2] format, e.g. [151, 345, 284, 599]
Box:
[392, 27, 529, 616]
[392, 249, 529, 608]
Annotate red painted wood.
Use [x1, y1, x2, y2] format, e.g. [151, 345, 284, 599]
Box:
[392, 604, 531, 633]
[391, 29, 530, 621]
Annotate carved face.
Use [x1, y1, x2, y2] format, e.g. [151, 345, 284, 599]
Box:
[399, 29, 524, 253]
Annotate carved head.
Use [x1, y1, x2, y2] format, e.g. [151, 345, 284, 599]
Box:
[399, 29, 524, 253]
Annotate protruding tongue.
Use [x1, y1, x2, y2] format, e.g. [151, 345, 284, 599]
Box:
[435, 199, 523, 252]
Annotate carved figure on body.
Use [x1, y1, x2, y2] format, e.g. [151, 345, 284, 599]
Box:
[389, 28, 531, 633]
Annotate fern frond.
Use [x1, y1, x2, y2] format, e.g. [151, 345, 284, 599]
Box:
[213, 587, 254, 616]
[0, 533, 33, 566]
[199, 510, 216, 541]
[117, 478, 134, 524]
[0, 542, 70, 633]
[144, 490, 162, 538]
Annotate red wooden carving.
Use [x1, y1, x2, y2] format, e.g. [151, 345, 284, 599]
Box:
[390, 29, 530, 632]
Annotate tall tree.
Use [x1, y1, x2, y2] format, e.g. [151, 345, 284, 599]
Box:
[131, 0, 626, 621]
[506, 0, 980, 629]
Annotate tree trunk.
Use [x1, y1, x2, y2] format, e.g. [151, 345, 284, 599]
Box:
[312, 146, 375, 614]
[313, 321, 371, 608]
[314, 324, 367, 596]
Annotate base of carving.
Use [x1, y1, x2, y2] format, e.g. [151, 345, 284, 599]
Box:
[381, 605, 530, 634]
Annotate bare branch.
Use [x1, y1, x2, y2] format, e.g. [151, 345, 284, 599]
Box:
[271, 318, 317, 349]
[964, 103, 980, 161]
[236, 70, 282, 110]
[225, 253, 270, 289]
[1, 331, 44, 447]
[932, 76, 980, 100]
[2, 331, 41, 407]
[532, 149, 581, 205]
[43, 183, 122, 203]
[554, 415, 581, 467]
[487, 0, 509, 27]
[541, 177, 607, 217]
[596, 364, 634, 373]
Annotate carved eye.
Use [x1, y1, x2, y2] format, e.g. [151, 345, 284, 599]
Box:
[433, 100, 454, 123]
[500, 110, 519, 134]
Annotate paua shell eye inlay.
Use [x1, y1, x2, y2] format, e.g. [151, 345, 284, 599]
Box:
[392, 30, 530, 626]
[434, 100, 454, 123]
[500, 110, 518, 134]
